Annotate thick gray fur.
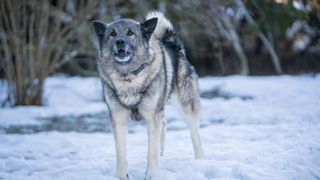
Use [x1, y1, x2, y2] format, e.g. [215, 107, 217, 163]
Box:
[93, 11, 203, 180]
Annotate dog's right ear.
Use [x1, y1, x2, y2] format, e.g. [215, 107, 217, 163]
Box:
[92, 21, 106, 48]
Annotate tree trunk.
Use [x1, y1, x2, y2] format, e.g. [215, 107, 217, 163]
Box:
[0, 0, 99, 107]
[237, 0, 282, 74]
[216, 13, 249, 75]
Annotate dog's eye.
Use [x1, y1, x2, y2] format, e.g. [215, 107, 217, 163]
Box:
[127, 29, 134, 36]
[110, 30, 117, 37]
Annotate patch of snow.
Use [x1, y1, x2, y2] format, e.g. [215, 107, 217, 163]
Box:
[0, 76, 106, 127]
[0, 75, 320, 179]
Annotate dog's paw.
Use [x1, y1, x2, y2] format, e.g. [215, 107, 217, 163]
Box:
[118, 173, 131, 180]
[144, 176, 162, 180]
[127, 173, 135, 180]
[144, 173, 160, 180]
[144, 172, 152, 180]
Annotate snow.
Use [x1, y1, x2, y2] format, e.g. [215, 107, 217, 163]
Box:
[0, 76, 106, 127]
[0, 75, 320, 179]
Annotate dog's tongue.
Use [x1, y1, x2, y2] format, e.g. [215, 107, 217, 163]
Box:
[118, 49, 126, 57]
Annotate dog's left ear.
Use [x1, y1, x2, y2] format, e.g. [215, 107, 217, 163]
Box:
[141, 18, 158, 41]
[92, 21, 107, 49]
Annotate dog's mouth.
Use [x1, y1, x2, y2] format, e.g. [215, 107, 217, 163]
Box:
[114, 49, 133, 63]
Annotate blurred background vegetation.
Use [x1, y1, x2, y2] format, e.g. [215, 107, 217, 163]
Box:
[0, 0, 319, 106]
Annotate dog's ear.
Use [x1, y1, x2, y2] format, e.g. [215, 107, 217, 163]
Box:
[92, 21, 106, 48]
[141, 18, 158, 41]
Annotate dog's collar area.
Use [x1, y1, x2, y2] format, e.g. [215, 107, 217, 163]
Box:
[131, 64, 145, 75]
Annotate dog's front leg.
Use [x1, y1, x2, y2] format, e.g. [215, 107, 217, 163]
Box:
[144, 111, 163, 178]
[110, 109, 130, 180]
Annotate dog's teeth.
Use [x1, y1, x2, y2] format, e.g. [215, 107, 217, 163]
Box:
[115, 55, 131, 62]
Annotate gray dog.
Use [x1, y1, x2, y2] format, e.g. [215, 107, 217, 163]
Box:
[93, 11, 203, 179]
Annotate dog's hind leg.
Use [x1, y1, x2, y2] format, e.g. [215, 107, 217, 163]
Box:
[182, 105, 204, 159]
[174, 73, 204, 159]
[160, 119, 167, 156]
[175, 94, 204, 159]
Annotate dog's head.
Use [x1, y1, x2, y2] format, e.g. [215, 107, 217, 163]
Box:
[92, 18, 158, 74]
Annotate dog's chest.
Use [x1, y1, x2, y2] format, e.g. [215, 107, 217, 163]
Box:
[108, 61, 163, 107]
[113, 78, 146, 107]
[117, 93, 142, 107]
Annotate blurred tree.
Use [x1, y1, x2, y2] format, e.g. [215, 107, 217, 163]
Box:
[239, 0, 283, 74]
[50, 0, 320, 77]
[0, 0, 99, 106]
[168, 0, 250, 75]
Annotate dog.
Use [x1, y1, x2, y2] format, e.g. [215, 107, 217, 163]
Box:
[92, 11, 203, 179]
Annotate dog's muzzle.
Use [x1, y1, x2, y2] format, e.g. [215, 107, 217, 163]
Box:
[113, 38, 133, 63]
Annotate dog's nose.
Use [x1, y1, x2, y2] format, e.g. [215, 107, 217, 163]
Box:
[116, 38, 126, 49]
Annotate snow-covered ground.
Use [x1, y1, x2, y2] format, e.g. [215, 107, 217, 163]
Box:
[0, 75, 320, 179]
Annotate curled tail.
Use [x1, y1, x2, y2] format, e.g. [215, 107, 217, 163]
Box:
[145, 11, 173, 40]
[145, 11, 185, 54]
